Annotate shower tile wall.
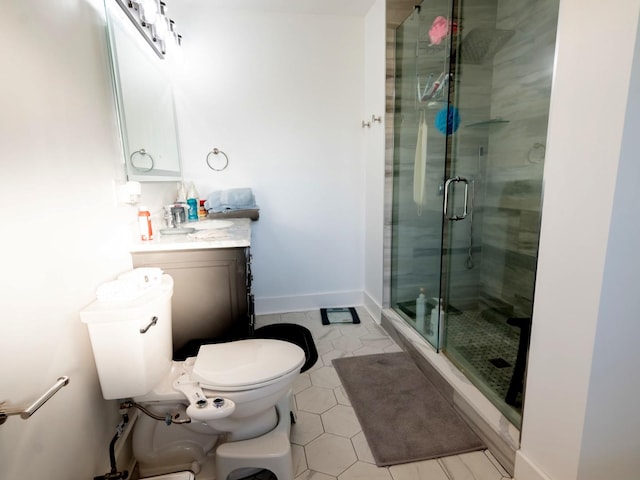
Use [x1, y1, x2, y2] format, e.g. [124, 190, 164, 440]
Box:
[389, 0, 503, 311]
[385, 0, 559, 429]
[444, 0, 498, 312]
[391, 0, 453, 308]
[384, 0, 416, 308]
[385, 0, 557, 315]
[479, 0, 558, 318]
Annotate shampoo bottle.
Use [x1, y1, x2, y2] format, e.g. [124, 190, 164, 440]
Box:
[416, 288, 426, 332]
[138, 206, 153, 241]
[431, 298, 445, 343]
[186, 183, 199, 221]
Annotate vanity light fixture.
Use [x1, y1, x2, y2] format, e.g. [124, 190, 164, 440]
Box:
[115, 0, 181, 59]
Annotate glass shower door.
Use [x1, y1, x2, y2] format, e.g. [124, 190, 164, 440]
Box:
[440, 0, 558, 427]
[390, 2, 453, 349]
[390, 0, 559, 429]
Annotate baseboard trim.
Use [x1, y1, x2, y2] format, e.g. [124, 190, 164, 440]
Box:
[514, 450, 553, 480]
[363, 291, 382, 322]
[255, 290, 364, 315]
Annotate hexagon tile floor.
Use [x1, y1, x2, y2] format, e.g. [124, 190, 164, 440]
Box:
[241, 308, 512, 480]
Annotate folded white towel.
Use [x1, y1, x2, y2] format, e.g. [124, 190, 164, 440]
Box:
[96, 268, 164, 302]
[220, 188, 253, 206]
[205, 188, 257, 213]
[96, 280, 147, 303]
[118, 268, 164, 289]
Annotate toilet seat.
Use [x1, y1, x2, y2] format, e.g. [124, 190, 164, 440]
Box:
[191, 339, 305, 391]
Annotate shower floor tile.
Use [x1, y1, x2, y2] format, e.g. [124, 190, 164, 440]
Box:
[394, 301, 524, 412]
[445, 310, 523, 410]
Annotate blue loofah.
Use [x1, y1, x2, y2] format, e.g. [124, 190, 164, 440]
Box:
[435, 106, 460, 135]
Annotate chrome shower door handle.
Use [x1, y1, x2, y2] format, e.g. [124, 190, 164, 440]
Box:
[443, 176, 469, 220]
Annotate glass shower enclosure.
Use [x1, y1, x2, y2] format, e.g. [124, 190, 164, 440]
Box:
[390, 0, 559, 427]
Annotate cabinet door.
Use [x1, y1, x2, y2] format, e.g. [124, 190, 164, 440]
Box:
[132, 248, 248, 352]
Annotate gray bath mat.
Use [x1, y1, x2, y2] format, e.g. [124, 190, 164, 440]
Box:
[333, 352, 485, 466]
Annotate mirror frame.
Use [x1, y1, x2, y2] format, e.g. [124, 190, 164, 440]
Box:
[104, 0, 183, 182]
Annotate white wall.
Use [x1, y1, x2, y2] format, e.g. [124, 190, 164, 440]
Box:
[363, 0, 386, 320]
[0, 0, 142, 478]
[171, 1, 370, 314]
[0, 0, 380, 476]
[575, 14, 640, 479]
[515, 1, 640, 479]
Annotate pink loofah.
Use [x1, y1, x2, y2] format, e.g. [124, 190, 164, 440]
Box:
[429, 16, 449, 45]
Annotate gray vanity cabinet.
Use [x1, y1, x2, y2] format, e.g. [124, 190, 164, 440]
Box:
[132, 247, 253, 353]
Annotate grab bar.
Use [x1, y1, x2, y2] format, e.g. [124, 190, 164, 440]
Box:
[0, 376, 70, 425]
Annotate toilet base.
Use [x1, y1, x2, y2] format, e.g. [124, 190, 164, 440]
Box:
[215, 393, 294, 480]
[136, 391, 295, 480]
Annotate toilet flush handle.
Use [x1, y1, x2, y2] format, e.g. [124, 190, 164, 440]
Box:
[139, 316, 158, 334]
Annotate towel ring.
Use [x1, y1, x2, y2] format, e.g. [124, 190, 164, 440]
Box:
[527, 142, 546, 164]
[206, 148, 229, 171]
[130, 149, 154, 172]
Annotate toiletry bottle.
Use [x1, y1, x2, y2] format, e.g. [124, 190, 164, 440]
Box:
[431, 298, 445, 343]
[198, 200, 207, 219]
[438, 299, 445, 346]
[138, 206, 153, 241]
[430, 297, 439, 339]
[171, 205, 186, 227]
[176, 181, 187, 204]
[163, 205, 174, 228]
[416, 288, 426, 332]
[186, 182, 199, 221]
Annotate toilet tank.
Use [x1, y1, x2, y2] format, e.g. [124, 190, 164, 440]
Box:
[81, 275, 174, 400]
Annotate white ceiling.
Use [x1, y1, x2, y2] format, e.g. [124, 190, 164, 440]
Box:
[183, 0, 377, 17]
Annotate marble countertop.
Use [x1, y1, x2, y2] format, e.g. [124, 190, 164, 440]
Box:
[130, 218, 251, 253]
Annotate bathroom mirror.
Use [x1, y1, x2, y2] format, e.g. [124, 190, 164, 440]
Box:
[105, 0, 182, 182]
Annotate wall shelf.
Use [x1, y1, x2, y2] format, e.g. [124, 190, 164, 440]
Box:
[464, 118, 510, 128]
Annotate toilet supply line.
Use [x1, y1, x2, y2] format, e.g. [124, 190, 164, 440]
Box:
[93, 413, 130, 480]
[119, 400, 192, 426]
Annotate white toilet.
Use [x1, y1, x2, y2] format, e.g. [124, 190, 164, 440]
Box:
[81, 274, 305, 479]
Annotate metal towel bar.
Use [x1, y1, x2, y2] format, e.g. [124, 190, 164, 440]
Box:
[0, 376, 70, 425]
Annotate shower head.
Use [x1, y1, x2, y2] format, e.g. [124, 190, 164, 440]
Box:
[458, 28, 515, 64]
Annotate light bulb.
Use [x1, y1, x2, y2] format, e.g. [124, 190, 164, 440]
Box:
[140, 0, 158, 25]
[154, 14, 169, 40]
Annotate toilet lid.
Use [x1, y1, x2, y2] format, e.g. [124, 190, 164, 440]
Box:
[191, 339, 305, 390]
